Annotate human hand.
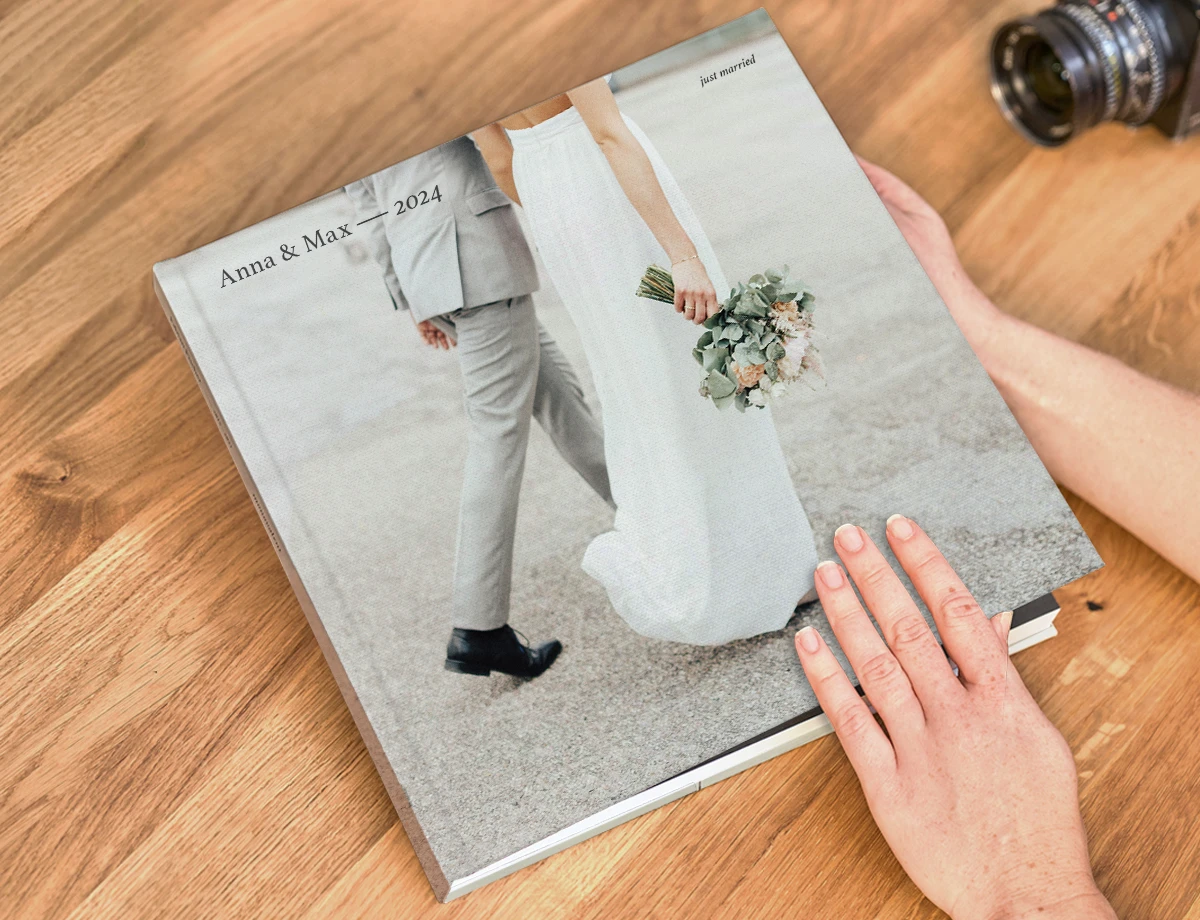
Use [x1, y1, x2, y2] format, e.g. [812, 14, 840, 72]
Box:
[671, 256, 719, 325]
[794, 517, 1114, 920]
[413, 316, 454, 350]
[856, 157, 1002, 348]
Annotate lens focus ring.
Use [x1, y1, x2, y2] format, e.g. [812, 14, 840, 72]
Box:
[1120, 1, 1167, 123]
[1057, 2, 1122, 121]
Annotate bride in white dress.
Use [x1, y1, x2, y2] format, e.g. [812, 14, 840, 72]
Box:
[473, 79, 818, 645]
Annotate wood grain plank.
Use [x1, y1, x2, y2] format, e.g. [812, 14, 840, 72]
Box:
[1, 1, 1198, 918]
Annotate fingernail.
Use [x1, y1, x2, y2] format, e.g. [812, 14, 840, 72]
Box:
[797, 626, 821, 654]
[817, 560, 844, 588]
[886, 514, 915, 540]
[834, 523, 864, 552]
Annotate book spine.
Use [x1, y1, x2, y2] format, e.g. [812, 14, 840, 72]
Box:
[149, 264, 452, 900]
[154, 275, 287, 559]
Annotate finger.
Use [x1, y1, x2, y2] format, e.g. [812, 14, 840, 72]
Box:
[814, 558, 925, 737]
[855, 156, 933, 219]
[991, 610, 1013, 648]
[987, 611, 1035, 700]
[674, 288, 685, 314]
[795, 625, 896, 786]
[833, 523, 960, 703]
[884, 516, 1007, 688]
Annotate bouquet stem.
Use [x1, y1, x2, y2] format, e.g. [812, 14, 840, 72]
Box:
[635, 265, 676, 304]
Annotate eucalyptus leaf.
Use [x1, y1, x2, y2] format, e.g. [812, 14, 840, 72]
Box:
[696, 330, 714, 349]
[703, 345, 729, 371]
[705, 370, 736, 399]
[724, 324, 744, 342]
[735, 295, 768, 318]
[766, 341, 786, 361]
[712, 392, 735, 410]
[734, 342, 767, 366]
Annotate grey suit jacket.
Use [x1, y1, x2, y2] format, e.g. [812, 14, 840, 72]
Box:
[345, 137, 538, 322]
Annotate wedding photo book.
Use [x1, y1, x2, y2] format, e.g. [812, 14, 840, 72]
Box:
[152, 10, 1101, 901]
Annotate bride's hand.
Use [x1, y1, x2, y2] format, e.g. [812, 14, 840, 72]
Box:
[671, 256, 719, 325]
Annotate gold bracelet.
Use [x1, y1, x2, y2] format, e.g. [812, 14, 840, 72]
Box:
[672, 254, 700, 266]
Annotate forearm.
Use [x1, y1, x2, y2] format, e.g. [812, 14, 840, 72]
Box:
[470, 126, 520, 205]
[490, 164, 520, 206]
[967, 294, 1200, 582]
[596, 135, 695, 263]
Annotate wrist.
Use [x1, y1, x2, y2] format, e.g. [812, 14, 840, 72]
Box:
[944, 280, 1009, 364]
[983, 885, 1115, 920]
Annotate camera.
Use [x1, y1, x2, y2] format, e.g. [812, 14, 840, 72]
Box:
[990, 0, 1200, 145]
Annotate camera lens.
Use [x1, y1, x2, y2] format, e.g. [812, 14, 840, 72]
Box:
[1023, 41, 1073, 117]
[990, 0, 1194, 147]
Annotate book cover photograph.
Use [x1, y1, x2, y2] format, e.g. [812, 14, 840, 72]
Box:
[152, 10, 1102, 901]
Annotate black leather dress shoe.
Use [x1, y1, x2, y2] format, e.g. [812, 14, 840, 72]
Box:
[444, 625, 562, 679]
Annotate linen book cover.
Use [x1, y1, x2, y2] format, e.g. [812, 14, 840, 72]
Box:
[152, 10, 1101, 901]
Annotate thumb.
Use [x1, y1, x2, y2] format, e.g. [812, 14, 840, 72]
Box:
[991, 610, 1014, 649]
[856, 155, 929, 216]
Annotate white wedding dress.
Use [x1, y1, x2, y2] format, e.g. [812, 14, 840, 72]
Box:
[508, 107, 818, 645]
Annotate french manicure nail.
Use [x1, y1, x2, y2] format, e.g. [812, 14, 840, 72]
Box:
[886, 514, 915, 540]
[835, 523, 864, 552]
[817, 560, 844, 588]
[797, 626, 821, 654]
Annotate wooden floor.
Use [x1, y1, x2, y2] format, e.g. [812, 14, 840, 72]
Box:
[2, 0, 1199, 917]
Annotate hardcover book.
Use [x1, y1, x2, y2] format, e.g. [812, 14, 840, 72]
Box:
[152, 10, 1101, 901]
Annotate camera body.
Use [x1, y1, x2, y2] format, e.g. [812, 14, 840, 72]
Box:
[992, 0, 1200, 145]
[1151, 0, 1200, 139]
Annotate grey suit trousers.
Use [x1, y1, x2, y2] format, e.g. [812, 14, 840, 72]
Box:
[446, 294, 611, 631]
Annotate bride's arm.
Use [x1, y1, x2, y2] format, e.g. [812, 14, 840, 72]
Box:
[568, 79, 718, 324]
[471, 124, 521, 205]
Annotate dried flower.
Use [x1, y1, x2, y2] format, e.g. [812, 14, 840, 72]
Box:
[733, 362, 766, 388]
[784, 332, 811, 364]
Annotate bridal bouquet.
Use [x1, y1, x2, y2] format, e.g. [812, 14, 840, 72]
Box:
[636, 264, 822, 411]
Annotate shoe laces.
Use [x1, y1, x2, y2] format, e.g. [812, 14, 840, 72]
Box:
[510, 627, 535, 660]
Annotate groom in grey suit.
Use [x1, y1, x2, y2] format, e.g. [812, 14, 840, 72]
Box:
[346, 136, 612, 679]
